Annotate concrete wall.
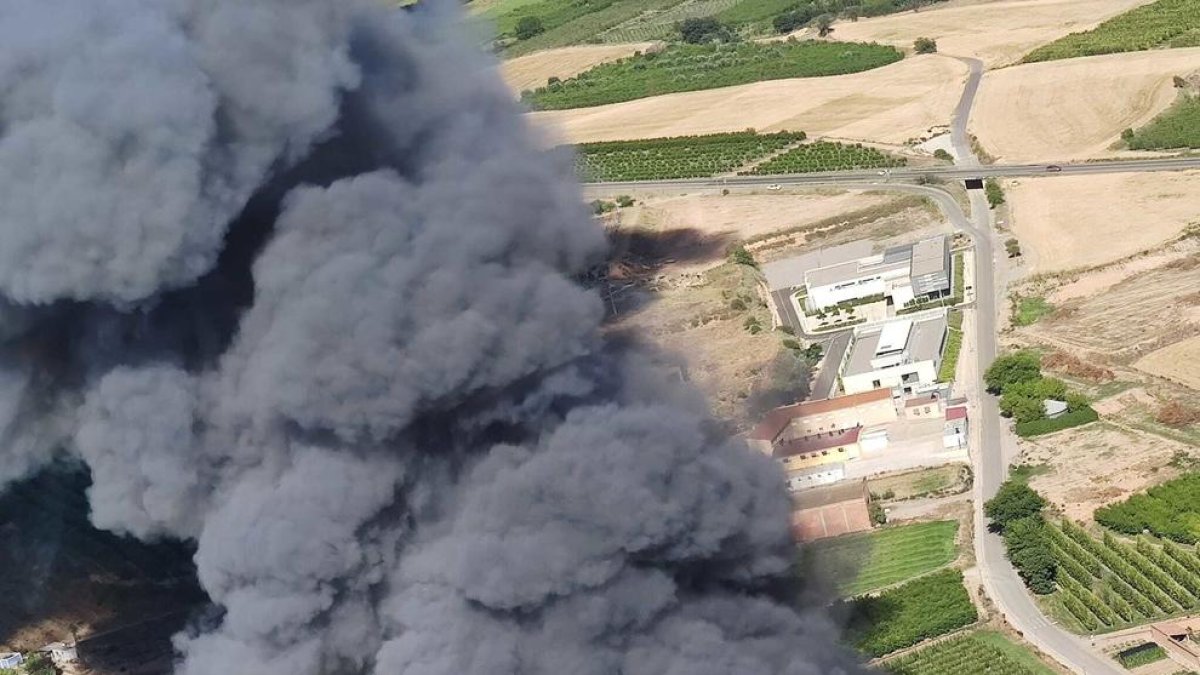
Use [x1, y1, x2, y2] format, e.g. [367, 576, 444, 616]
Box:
[843, 360, 939, 396]
[786, 466, 845, 491]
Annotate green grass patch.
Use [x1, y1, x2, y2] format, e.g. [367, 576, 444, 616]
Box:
[807, 520, 959, 597]
[745, 140, 906, 174]
[574, 130, 805, 181]
[521, 40, 903, 110]
[840, 568, 978, 657]
[884, 630, 1056, 675]
[1008, 463, 1051, 485]
[1128, 94, 1200, 150]
[1012, 295, 1053, 326]
[938, 318, 962, 383]
[1014, 406, 1098, 437]
[1116, 642, 1168, 668]
[1022, 0, 1200, 63]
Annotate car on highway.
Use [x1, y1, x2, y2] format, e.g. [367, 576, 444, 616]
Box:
[766, 184, 781, 191]
[1045, 165, 1062, 172]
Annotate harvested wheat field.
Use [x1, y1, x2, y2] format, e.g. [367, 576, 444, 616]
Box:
[529, 55, 967, 145]
[1136, 336, 1200, 390]
[1020, 423, 1196, 522]
[1005, 171, 1200, 272]
[972, 48, 1200, 162]
[831, 0, 1151, 68]
[500, 43, 659, 94]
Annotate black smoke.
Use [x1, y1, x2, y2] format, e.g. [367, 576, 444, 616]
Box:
[0, 1, 869, 673]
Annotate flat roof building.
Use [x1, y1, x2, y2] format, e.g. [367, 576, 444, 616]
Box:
[840, 313, 949, 396]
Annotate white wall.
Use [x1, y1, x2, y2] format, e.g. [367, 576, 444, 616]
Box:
[842, 360, 939, 395]
[808, 276, 886, 310]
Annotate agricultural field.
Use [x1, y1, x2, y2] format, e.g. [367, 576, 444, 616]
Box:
[574, 131, 806, 181]
[500, 44, 657, 94]
[495, 0, 686, 58]
[1114, 642, 1168, 668]
[1045, 518, 1200, 632]
[868, 464, 970, 502]
[831, 0, 1153, 68]
[1095, 473, 1200, 542]
[805, 520, 959, 597]
[522, 41, 904, 110]
[745, 141, 906, 174]
[839, 569, 978, 657]
[528, 56, 967, 146]
[1136, 336, 1200, 390]
[1128, 95, 1200, 150]
[598, 0, 742, 43]
[971, 49, 1200, 163]
[1002, 171, 1200, 272]
[1022, 0, 1200, 63]
[883, 630, 1056, 675]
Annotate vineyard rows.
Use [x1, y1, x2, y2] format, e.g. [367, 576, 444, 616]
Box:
[1128, 96, 1200, 150]
[746, 141, 906, 175]
[574, 131, 806, 181]
[807, 520, 959, 597]
[1048, 519, 1200, 632]
[600, 0, 743, 43]
[885, 631, 1051, 675]
[523, 41, 903, 110]
[1022, 0, 1200, 62]
[841, 568, 977, 657]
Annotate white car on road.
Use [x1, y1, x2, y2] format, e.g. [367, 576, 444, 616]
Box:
[766, 184, 781, 191]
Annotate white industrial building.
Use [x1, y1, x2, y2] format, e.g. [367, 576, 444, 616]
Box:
[838, 313, 949, 396]
[760, 236, 952, 333]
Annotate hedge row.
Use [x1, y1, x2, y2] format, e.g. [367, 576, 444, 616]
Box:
[1014, 406, 1098, 437]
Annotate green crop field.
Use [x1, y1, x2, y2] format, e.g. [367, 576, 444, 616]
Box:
[884, 630, 1056, 675]
[574, 131, 806, 181]
[713, 0, 948, 35]
[841, 568, 978, 657]
[1045, 518, 1200, 632]
[522, 41, 903, 109]
[499, 0, 688, 58]
[746, 141, 906, 174]
[600, 0, 744, 43]
[1095, 472, 1200, 543]
[1022, 0, 1200, 63]
[1129, 95, 1200, 150]
[807, 520, 959, 597]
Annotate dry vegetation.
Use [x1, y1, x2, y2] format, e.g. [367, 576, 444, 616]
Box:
[972, 48, 1200, 162]
[1003, 171, 1200, 272]
[1137, 336, 1200, 390]
[529, 55, 967, 146]
[831, 0, 1153, 67]
[500, 43, 660, 94]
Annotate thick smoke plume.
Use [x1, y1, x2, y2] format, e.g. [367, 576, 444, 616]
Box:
[0, 1, 868, 673]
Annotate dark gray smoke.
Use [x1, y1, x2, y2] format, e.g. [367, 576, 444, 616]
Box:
[0, 1, 868, 673]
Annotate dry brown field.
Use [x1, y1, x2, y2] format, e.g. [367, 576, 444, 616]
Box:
[1004, 171, 1200, 272]
[1136, 336, 1200, 391]
[831, 0, 1151, 67]
[500, 43, 659, 94]
[528, 55, 967, 145]
[972, 48, 1200, 162]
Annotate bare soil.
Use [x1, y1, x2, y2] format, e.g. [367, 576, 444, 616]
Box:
[500, 43, 660, 94]
[1136, 336, 1200, 391]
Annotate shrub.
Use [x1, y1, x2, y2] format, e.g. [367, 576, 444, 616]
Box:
[781, 338, 802, 351]
[615, 194, 635, 208]
[1005, 238, 1022, 258]
[515, 16, 545, 40]
[728, 244, 757, 267]
[985, 480, 1047, 532]
[984, 351, 1041, 394]
[1014, 406, 1099, 437]
[678, 17, 733, 44]
[730, 298, 748, 311]
[913, 37, 937, 53]
[869, 500, 887, 525]
[932, 148, 953, 161]
[985, 178, 1005, 208]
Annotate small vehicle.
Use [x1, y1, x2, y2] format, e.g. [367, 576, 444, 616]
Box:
[877, 170, 888, 176]
[1045, 165, 1062, 172]
[766, 184, 782, 191]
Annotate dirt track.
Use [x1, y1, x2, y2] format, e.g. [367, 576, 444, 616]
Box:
[972, 48, 1200, 163]
[528, 55, 967, 145]
[831, 0, 1152, 67]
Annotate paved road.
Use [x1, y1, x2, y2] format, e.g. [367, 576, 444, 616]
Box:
[950, 57, 984, 166]
[581, 156, 1200, 194]
[809, 331, 850, 400]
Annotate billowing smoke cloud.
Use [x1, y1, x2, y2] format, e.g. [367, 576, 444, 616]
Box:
[0, 1, 868, 673]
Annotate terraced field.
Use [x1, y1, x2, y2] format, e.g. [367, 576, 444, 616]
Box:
[807, 520, 959, 597]
[523, 41, 903, 110]
[746, 141, 906, 174]
[1022, 0, 1200, 62]
[574, 130, 805, 181]
[884, 630, 1056, 675]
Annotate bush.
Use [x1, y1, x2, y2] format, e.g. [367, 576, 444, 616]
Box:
[1000, 377, 1068, 423]
[615, 194, 635, 208]
[1005, 238, 1022, 258]
[841, 569, 978, 657]
[913, 37, 937, 53]
[678, 17, 733, 44]
[728, 244, 757, 267]
[932, 148, 953, 161]
[984, 351, 1041, 394]
[869, 500, 887, 525]
[1014, 406, 1099, 437]
[515, 16, 545, 40]
[985, 480, 1047, 531]
[781, 338, 802, 351]
[985, 178, 1005, 208]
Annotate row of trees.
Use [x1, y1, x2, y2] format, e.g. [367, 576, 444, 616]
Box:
[984, 351, 1095, 435]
